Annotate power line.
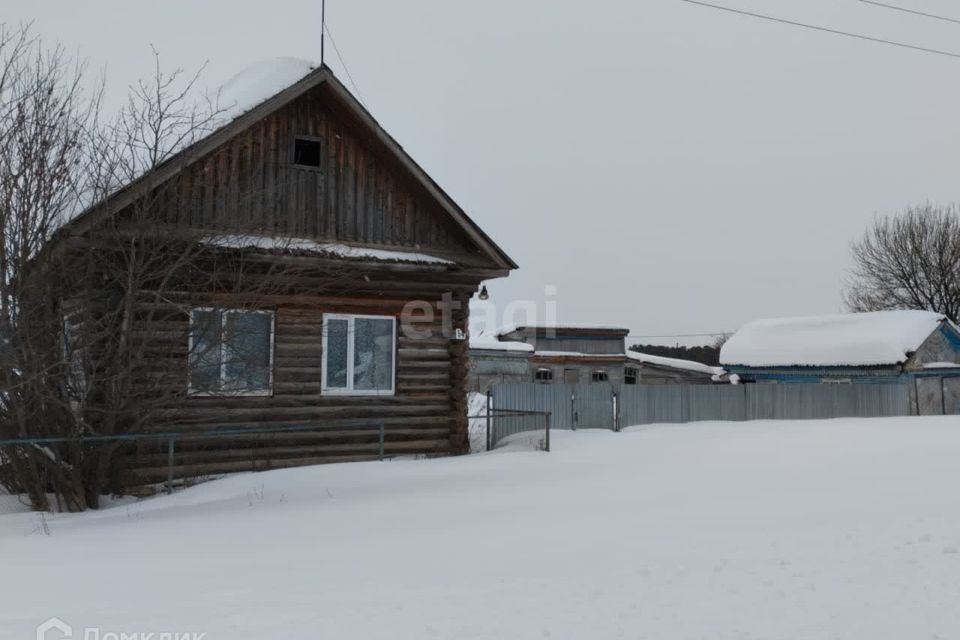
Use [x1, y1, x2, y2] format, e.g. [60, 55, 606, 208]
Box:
[857, 0, 960, 26]
[679, 0, 960, 60]
[323, 22, 368, 107]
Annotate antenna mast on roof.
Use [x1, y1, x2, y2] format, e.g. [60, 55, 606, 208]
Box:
[321, 0, 326, 65]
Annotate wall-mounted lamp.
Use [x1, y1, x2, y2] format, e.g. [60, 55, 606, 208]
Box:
[478, 284, 489, 301]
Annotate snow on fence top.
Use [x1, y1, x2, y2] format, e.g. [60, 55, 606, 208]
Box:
[720, 310, 950, 367]
[202, 234, 454, 265]
[217, 58, 318, 121]
[625, 351, 725, 376]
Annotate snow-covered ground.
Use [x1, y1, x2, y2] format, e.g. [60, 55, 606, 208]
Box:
[4, 416, 960, 639]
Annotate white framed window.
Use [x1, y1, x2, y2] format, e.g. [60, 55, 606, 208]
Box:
[322, 314, 396, 396]
[624, 366, 639, 385]
[188, 308, 274, 396]
[591, 370, 609, 383]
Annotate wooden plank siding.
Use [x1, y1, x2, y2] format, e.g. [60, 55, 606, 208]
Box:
[139, 83, 486, 266]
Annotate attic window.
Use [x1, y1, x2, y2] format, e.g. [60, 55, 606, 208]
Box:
[293, 137, 322, 168]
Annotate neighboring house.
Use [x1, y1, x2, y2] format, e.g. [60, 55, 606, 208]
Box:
[721, 310, 960, 384]
[467, 338, 534, 393]
[468, 324, 721, 391]
[41, 61, 516, 483]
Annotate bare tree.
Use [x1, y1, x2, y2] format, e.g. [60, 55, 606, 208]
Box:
[844, 204, 960, 320]
[710, 333, 731, 351]
[0, 23, 100, 510]
[0, 35, 361, 510]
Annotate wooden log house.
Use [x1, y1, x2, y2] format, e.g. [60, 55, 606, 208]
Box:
[44, 63, 516, 485]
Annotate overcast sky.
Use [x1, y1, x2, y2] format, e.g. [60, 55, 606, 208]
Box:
[8, 0, 960, 344]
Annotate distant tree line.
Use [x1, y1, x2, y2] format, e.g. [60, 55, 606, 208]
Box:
[628, 341, 725, 366]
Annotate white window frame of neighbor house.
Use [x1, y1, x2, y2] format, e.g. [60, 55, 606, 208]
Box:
[187, 307, 275, 397]
[322, 313, 397, 396]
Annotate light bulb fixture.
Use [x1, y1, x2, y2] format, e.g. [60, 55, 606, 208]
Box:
[478, 284, 489, 301]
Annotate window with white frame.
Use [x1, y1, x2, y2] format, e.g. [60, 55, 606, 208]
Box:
[322, 314, 396, 395]
[189, 308, 274, 395]
[624, 366, 639, 385]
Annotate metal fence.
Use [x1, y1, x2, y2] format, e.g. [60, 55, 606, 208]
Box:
[0, 422, 392, 495]
[491, 382, 915, 432]
[479, 407, 552, 452]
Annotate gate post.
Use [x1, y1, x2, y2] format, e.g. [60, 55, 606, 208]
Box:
[613, 390, 619, 432]
[544, 413, 551, 452]
[570, 390, 577, 431]
[485, 390, 492, 451]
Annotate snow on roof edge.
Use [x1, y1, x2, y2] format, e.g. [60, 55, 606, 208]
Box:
[217, 58, 319, 122]
[720, 310, 949, 368]
[201, 234, 455, 265]
[469, 338, 535, 353]
[625, 351, 725, 376]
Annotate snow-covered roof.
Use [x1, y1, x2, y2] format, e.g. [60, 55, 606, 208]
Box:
[217, 58, 318, 121]
[922, 362, 960, 370]
[497, 323, 629, 337]
[625, 351, 725, 376]
[721, 310, 951, 367]
[468, 338, 535, 353]
[202, 234, 454, 265]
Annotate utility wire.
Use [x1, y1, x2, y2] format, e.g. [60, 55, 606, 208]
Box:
[323, 23, 368, 108]
[679, 0, 960, 60]
[857, 0, 960, 26]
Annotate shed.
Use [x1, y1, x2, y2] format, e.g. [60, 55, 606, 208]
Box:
[467, 324, 721, 388]
[721, 310, 960, 383]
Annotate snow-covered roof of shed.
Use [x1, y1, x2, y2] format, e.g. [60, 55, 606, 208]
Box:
[218, 58, 318, 121]
[497, 323, 629, 337]
[626, 351, 725, 376]
[720, 311, 951, 367]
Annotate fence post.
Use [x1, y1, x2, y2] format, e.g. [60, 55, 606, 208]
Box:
[377, 422, 385, 460]
[166, 437, 175, 495]
[613, 390, 619, 432]
[544, 412, 551, 452]
[485, 390, 492, 452]
[571, 391, 577, 431]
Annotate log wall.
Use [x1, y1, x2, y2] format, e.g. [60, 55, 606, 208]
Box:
[119, 267, 476, 485]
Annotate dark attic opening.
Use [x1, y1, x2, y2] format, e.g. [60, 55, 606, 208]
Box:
[293, 137, 322, 167]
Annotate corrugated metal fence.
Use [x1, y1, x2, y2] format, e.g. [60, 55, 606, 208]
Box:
[489, 382, 914, 438]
